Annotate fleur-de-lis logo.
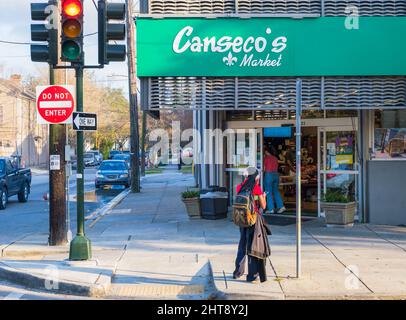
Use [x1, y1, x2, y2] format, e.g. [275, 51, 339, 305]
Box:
[223, 52, 237, 66]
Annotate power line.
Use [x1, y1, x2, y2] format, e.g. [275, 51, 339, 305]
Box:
[84, 32, 98, 37]
[92, 0, 98, 10]
[0, 40, 31, 45]
[0, 55, 31, 59]
[0, 32, 97, 47]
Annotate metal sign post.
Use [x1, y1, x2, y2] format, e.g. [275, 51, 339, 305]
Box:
[69, 65, 92, 261]
[296, 78, 302, 279]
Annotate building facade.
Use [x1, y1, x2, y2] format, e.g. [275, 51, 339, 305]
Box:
[0, 75, 49, 167]
[139, 0, 406, 225]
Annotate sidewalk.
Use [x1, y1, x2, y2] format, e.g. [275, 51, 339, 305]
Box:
[30, 167, 49, 176]
[1, 168, 406, 299]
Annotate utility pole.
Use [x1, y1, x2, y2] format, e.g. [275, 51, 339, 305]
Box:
[49, 68, 67, 246]
[140, 112, 147, 176]
[49, 0, 67, 246]
[126, 0, 140, 192]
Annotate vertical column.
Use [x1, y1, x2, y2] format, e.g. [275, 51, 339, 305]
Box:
[69, 65, 92, 261]
[296, 78, 302, 279]
[49, 65, 67, 246]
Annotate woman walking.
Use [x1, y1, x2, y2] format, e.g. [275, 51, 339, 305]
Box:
[233, 167, 271, 283]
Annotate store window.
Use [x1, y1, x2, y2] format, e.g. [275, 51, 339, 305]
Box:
[373, 110, 406, 160]
[326, 110, 358, 118]
[226, 111, 253, 121]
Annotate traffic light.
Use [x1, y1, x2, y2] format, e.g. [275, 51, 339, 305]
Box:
[30, 1, 58, 65]
[61, 0, 83, 63]
[98, 0, 127, 65]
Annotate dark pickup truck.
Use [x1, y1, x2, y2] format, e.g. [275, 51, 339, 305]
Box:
[0, 157, 32, 210]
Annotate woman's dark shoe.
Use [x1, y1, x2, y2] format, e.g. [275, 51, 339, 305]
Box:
[246, 277, 259, 283]
[246, 273, 259, 283]
[233, 271, 242, 279]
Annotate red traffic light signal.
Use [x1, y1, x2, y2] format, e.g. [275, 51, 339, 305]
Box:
[62, 0, 83, 18]
[61, 0, 83, 62]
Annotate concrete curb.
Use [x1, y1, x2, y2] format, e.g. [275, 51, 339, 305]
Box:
[106, 260, 220, 299]
[0, 189, 130, 296]
[85, 189, 131, 224]
[0, 261, 112, 297]
[1, 247, 69, 259]
[205, 260, 223, 300]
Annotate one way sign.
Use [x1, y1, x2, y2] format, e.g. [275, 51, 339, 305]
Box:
[73, 112, 97, 131]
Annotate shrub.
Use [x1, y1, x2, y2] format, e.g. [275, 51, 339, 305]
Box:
[181, 190, 200, 199]
[322, 190, 352, 203]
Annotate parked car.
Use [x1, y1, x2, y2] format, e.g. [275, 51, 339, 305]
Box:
[112, 153, 131, 167]
[84, 152, 98, 167]
[108, 150, 122, 159]
[0, 157, 32, 210]
[71, 155, 77, 170]
[95, 160, 131, 189]
[88, 150, 103, 164]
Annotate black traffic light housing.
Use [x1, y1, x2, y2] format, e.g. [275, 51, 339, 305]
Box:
[98, 0, 127, 65]
[30, 1, 58, 65]
[61, 0, 84, 63]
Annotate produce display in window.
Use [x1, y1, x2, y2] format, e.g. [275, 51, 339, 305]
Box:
[374, 128, 406, 159]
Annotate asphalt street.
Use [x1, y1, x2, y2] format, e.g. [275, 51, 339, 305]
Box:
[0, 280, 88, 300]
[0, 167, 125, 250]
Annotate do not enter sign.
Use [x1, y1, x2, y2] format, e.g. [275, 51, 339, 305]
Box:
[36, 85, 75, 124]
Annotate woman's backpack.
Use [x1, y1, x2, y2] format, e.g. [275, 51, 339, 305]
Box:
[232, 189, 258, 227]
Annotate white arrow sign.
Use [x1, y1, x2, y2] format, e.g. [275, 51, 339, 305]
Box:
[72, 112, 97, 131]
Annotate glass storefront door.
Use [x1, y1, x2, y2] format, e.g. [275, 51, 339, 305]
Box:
[317, 127, 359, 217]
[226, 129, 262, 203]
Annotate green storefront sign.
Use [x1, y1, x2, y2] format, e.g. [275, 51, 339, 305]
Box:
[137, 17, 406, 77]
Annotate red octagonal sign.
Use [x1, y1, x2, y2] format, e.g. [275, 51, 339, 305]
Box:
[36, 85, 75, 124]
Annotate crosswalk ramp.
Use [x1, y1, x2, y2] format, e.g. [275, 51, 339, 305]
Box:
[107, 283, 207, 299]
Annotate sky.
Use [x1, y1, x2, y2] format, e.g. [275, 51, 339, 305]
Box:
[0, 0, 130, 94]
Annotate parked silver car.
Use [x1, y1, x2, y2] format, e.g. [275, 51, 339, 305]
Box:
[95, 160, 131, 189]
[88, 150, 103, 165]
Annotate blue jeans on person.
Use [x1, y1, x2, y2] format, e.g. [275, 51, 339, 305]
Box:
[264, 172, 284, 211]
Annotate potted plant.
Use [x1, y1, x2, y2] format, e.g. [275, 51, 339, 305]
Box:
[181, 190, 201, 219]
[321, 191, 356, 227]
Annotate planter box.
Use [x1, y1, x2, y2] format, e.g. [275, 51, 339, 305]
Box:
[321, 202, 356, 227]
[182, 197, 201, 219]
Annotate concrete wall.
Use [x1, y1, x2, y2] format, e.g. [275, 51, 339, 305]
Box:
[367, 160, 406, 226]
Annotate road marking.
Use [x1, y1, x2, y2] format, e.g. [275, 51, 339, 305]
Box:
[3, 292, 24, 300]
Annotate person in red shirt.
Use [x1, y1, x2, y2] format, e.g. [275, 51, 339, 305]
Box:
[233, 167, 268, 283]
[263, 147, 286, 214]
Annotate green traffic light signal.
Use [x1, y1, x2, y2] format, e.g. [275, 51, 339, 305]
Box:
[62, 40, 81, 60]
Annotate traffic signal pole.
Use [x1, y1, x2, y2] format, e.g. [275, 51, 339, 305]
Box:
[31, 0, 126, 258]
[69, 64, 92, 260]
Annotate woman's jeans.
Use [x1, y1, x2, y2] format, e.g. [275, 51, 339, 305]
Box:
[264, 172, 284, 211]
